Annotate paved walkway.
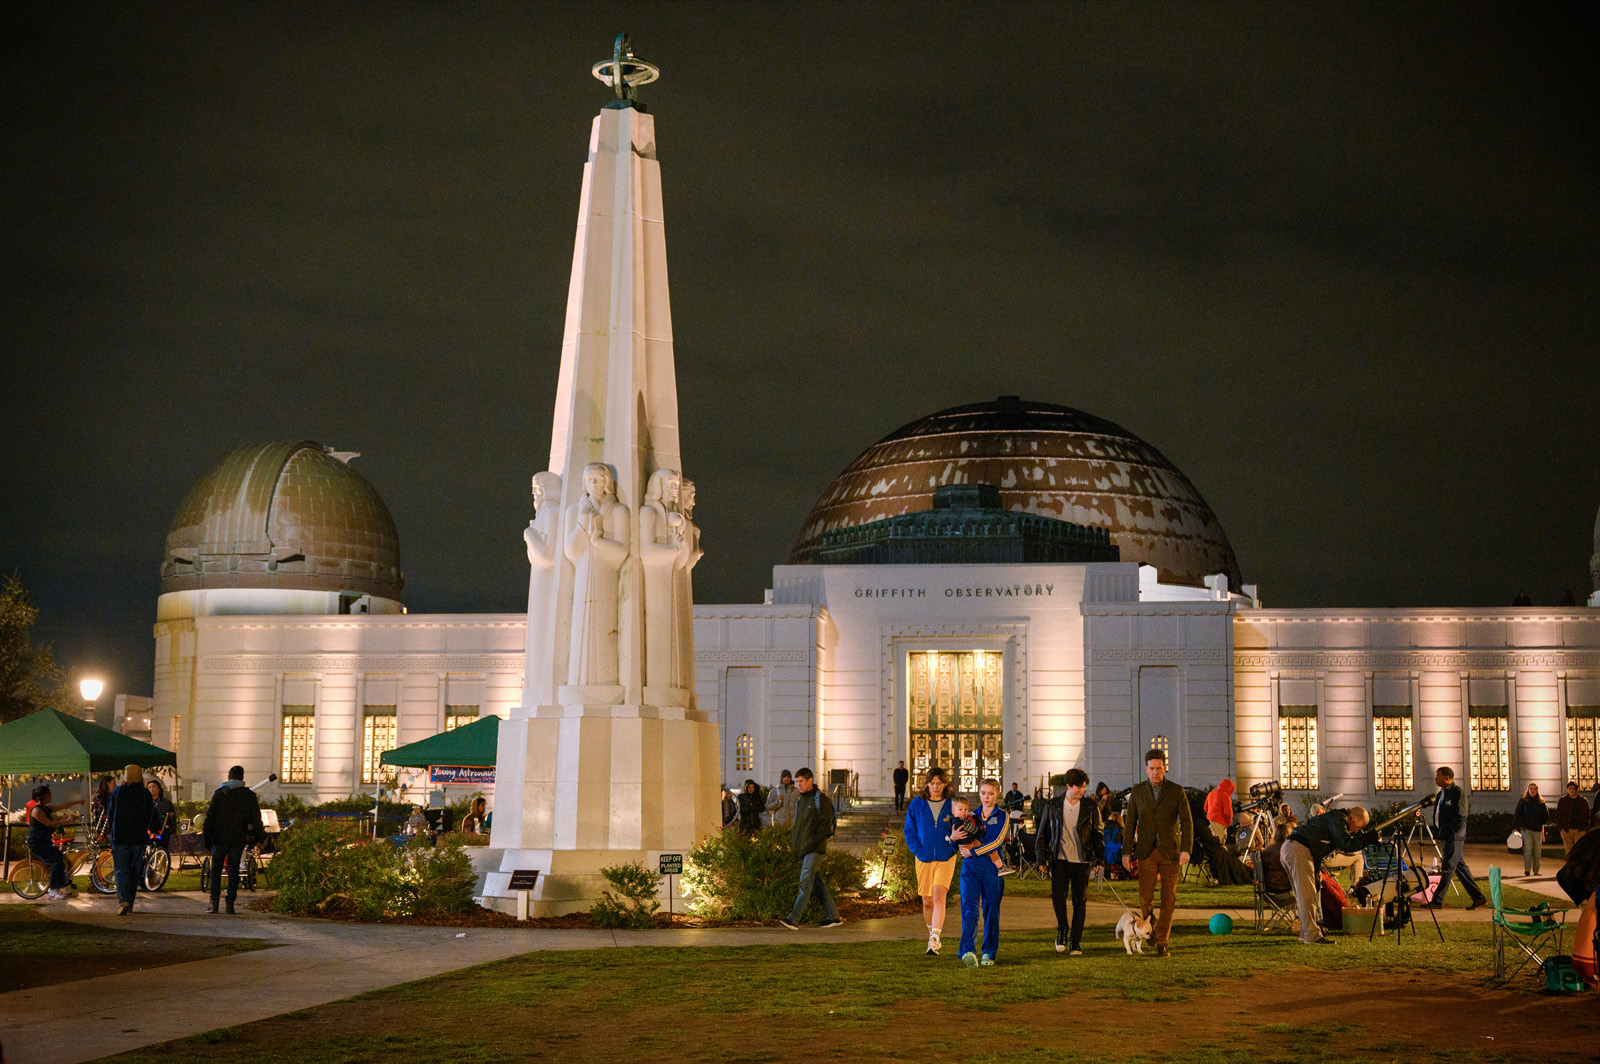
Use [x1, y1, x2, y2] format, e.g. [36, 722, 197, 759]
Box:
[0, 843, 1567, 1064]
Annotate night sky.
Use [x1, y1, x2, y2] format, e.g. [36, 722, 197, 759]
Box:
[3, 2, 1596, 700]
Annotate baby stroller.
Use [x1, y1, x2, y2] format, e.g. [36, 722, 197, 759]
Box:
[1103, 821, 1135, 880]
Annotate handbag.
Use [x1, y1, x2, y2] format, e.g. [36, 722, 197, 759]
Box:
[1506, 829, 1523, 850]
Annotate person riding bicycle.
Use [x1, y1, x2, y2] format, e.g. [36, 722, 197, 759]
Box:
[25, 785, 84, 900]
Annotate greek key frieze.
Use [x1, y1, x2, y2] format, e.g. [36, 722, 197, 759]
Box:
[201, 656, 523, 671]
[1091, 648, 1225, 663]
[696, 650, 809, 663]
[1233, 651, 1600, 669]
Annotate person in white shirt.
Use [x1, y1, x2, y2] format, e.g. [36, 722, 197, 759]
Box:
[1035, 768, 1104, 955]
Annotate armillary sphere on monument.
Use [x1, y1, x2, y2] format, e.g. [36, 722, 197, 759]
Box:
[592, 33, 659, 101]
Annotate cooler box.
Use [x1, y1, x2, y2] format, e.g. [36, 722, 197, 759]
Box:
[1343, 907, 1382, 936]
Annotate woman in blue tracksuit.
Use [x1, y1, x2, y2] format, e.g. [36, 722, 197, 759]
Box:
[958, 778, 1009, 967]
[903, 767, 960, 955]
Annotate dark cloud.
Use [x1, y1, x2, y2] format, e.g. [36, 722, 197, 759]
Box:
[2, 1, 1596, 698]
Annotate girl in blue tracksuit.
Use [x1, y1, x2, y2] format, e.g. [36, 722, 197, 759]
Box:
[958, 779, 1009, 966]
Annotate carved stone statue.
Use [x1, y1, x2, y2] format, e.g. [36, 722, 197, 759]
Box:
[564, 462, 630, 692]
[669, 477, 703, 693]
[639, 467, 683, 695]
[521, 471, 563, 707]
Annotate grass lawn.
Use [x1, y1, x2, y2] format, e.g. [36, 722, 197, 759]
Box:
[0, 904, 272, 993]
[99, 921, 1597, 1064]
[995, 869, 1553, 912]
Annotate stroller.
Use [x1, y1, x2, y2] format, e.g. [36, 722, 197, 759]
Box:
[1103, 819, 1135, 880]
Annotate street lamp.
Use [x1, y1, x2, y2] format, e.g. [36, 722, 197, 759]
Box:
[80, 678, 103, 721]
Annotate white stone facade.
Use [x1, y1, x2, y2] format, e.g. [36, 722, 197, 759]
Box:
[1234, 608, 1600, 811]
[152, 609, 524, 802]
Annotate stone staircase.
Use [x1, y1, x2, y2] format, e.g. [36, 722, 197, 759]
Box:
[830, 795, 903, 852]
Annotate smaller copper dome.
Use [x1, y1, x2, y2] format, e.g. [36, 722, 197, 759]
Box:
[161, 441, 403, 600]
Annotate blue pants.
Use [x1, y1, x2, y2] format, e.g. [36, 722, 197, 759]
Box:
[28, 838, 69, 889]
[787, 851, 840, 925]
[112, 843, 143, 905]
[1430, 833, 1485, 904]
[958, 862, 1004, 959]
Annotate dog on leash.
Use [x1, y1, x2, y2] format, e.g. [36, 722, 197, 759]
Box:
[1115, 911, 1154, 954]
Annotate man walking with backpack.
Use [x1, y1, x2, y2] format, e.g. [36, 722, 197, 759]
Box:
[778, 767, 844, 930]
[202, 765, 264, 914]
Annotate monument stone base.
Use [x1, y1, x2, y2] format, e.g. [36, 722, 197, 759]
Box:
[480, 711, 720, 916]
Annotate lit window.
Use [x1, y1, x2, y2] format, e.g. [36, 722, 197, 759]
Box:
[1278, 706, 1318, 790]
[735, 733, 754, 773]
[281, 707, 315, 784]
[1372, 707, 1413, 791]
[1469, 707, 1510, 792]
[1148, 734, 1171, 761]
[1566, 707, 1599, 790]
[362, 707, 397, 786]
[445, 705, 479, 732]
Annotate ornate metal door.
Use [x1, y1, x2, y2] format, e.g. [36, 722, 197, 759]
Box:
[908, 650, 1003, 794]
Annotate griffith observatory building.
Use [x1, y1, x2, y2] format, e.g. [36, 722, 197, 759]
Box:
[151, 404, 1600, 816]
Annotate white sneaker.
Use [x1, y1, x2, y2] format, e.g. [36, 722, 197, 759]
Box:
[45, 890, 64, 900]
[57, 886, 78, 898]
[926, 932, 942, 956]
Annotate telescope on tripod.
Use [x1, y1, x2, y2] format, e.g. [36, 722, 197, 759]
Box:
[1368, 792, 1438, 836]
[1354, 792, 1444, 944]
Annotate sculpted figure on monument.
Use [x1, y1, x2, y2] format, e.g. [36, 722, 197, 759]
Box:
[521, 472, 564, 705]
[669, 477, 703, 691]
[564, 462, 630, 689]
[640, 467, 684, 693]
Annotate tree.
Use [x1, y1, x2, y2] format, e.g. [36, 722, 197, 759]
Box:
[0, 573, 74, 723]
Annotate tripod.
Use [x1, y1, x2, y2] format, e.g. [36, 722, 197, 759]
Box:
[1366, 819, 1444, 944]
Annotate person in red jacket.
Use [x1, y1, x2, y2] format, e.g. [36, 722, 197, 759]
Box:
[1204, 780, 1236, 844]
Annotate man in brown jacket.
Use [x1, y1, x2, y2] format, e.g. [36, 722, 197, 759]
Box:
[1120, 748, 1193, 956]
[1555, 781, 1591, 856]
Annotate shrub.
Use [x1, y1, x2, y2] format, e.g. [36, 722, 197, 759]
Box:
[589, 861, 662, 929]
[1467, 810, 1515, 844]
[683, 825, 865, 921]
[268, 819, 475, 919]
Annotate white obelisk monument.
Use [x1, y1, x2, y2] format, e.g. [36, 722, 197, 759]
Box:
[484, 36, 720, 915]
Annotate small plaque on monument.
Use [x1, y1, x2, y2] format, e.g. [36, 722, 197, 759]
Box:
[508, 869, 540, 890]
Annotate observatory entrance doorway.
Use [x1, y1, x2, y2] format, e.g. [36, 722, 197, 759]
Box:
[908, 650, 1004, 794]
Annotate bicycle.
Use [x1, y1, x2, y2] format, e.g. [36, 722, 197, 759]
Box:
[140, 832, 172, 892]
[198, 842, 266, 894]
[8, 818, 116, 900]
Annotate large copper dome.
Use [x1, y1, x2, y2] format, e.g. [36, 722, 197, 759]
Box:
[789, 396, 1241, 588]
[161, 441, 404, 600]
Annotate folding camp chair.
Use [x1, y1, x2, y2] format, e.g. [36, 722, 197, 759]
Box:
[1252, 851, 1296, 933]
[1489, 866, 1566, 985]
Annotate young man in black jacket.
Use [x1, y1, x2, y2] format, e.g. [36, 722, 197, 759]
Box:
[1035, 768, 1103, 955]
[778, 767, 843, 930]
[202, 765, 264, 914]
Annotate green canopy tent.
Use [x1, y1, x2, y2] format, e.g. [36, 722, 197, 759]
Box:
[376, 716, 499, 831]
[380, 715, 500, 770]
[0, 708, 176, 874]
[0, 708, 176, 775]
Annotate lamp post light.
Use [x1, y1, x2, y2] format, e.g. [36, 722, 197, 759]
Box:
[79, 678, 103, 722]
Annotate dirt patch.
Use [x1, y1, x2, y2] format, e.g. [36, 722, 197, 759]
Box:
[246, 890, 922, 928]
